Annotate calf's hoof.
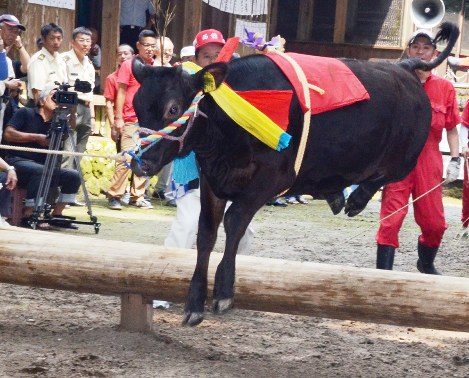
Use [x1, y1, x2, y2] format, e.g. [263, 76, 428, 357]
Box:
[344, 202, 366, 217]
[212, 298, 234, 314]
[325, 192, 345, 215]
[182, 311, 204, 327]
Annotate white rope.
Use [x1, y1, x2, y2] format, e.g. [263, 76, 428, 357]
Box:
[336, 179, 450, 246]
[0, 144, 127, 162]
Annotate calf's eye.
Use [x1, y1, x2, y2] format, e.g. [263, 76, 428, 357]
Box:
[169, 105, 179, 116]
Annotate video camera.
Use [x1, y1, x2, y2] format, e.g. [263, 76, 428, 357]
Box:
[53, 79, 92, 107]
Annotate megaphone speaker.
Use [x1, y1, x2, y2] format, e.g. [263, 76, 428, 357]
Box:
[411, 0, 445, 28]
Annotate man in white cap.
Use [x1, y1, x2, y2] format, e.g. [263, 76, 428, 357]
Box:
[375, 28, 460, 274]
[0, 14, 29, 142]
[179, 45, 195, 63]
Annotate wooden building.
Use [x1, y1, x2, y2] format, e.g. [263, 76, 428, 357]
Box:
[0, 0, 468, 91]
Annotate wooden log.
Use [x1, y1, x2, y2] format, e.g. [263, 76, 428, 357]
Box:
[1, 228, 469, 332]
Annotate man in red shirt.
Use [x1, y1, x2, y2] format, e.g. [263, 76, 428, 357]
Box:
[375, 29, 460, 274]
[107, 30, 157, 209]
[103, 44, 134, 147]
[460, 104, 469, 233]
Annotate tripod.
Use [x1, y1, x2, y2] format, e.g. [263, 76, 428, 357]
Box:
[29, 104, 100, 233]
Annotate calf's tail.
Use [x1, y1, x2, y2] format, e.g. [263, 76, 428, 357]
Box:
[398, 22, 460, 72]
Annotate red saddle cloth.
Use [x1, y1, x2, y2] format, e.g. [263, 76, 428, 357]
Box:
[266, 52, 370, 115]
[233, 52, 370, 131]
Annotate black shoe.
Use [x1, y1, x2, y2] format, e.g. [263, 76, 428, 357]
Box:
[52, 220, 79, 229]
[69, 200, 85, 207]
[152, 190, 166, 200]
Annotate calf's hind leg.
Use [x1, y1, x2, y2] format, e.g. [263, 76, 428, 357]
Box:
[344, 175, 387, 217]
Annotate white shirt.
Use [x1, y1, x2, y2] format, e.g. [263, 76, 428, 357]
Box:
[61, 48, 96, 102]
[27, 47, 67, 99]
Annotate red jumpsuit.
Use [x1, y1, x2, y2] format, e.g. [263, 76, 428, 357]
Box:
[376, 74, 460, 248]
[460, 105, 469, 228]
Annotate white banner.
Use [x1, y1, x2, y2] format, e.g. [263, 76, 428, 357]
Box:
[203, 0, 268, 16]
[28, 0, 75, 10]
[235, 19, 267, 40]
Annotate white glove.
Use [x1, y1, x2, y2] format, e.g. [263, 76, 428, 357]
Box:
[446, 158, 460, 183]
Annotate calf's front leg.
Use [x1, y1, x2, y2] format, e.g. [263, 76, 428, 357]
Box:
[183, 184, 226, 326]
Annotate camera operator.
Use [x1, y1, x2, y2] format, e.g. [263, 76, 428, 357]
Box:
[3, 85, 81, 229]
[61, 26, 96, 173]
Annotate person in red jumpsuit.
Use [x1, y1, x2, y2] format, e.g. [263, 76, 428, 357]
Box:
[460, 106, 469, 233]
[375, 29, 461, 274]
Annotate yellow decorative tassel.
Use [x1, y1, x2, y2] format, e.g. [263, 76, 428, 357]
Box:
[182, 62, 291, 151]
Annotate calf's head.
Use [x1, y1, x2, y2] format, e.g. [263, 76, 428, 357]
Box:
[130, 58, 228, 176]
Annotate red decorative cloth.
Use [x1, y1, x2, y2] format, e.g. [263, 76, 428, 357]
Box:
[234, 90, 293, 131]
[266, 52, 370, 115]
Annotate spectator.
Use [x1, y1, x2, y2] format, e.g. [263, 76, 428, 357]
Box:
[0, 155, 17, 226]
[27, 23, 67, 105]
[103, 43, 134, 204]
[151, 35, 175, 204]
[107, 29, 157, 210]
[154, 36, 174, 66]
[0, 14, 28, 141]
[3, 86, 81, 229]
[119, 0, 156, 51]
[375, 29, 460, 274]
[164, 28, 253, 251]
[88, 27, 101, 94]
[178, 45, 195, 64]
[460, 104, 469, 233]
[104, 44, 134, 143]
[61, 26, 96, 171]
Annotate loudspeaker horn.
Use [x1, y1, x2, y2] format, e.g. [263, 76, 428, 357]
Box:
[411, 0, 445, 29]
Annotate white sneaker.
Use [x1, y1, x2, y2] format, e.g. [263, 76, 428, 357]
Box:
[130, 199, 153, 209]
[0, 217, 12, 228]
[152, 300, 170, 309]
[121, 192, 130, 205]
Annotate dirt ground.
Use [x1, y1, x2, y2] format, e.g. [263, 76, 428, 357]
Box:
[1, 195, 469, 377]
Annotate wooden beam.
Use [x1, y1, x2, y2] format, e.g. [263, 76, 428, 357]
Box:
[296, 0, 314, 41]
[1, 228, 469, 332]
[100, 0, 120, 91]
[334, 0, 348, 44]
[455, 0, 466, 57]
[182, 1, 202, 46]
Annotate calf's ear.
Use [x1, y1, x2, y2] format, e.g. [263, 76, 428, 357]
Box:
[132, 57, 148, 84]
[195, 62, 228, 92]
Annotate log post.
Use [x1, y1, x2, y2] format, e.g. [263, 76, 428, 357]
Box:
[1, 228, 469, 332]
[120, 294, 153, 332]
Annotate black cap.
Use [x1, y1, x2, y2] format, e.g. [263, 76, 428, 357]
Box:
[0, 14, 25, 31]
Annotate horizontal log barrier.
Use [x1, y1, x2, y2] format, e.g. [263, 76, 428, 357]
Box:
[1, 227, 469, 332]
